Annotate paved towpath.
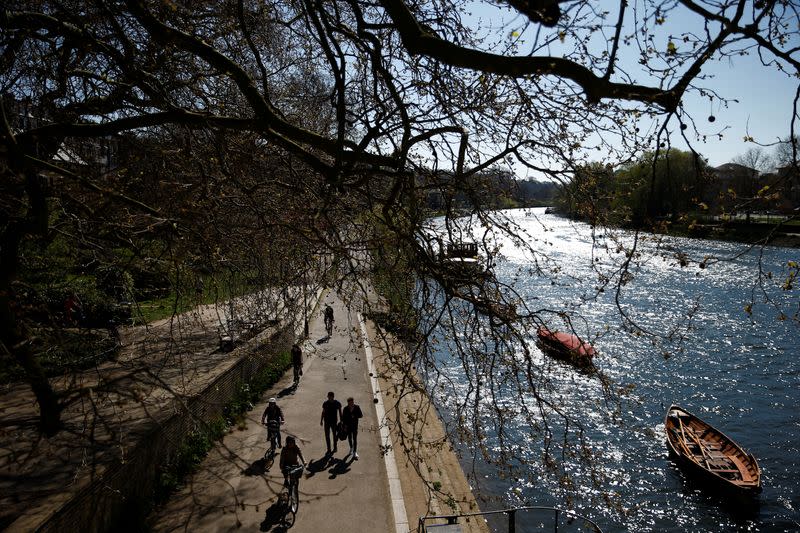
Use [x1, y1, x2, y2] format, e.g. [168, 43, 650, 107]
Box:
[0, 288, 306, 531]
[150, 291, 396, 532]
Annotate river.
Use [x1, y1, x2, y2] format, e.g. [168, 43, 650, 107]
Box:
[424, 207, 799, 532]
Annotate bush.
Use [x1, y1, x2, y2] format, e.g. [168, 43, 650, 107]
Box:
[153, 349, 292, 504]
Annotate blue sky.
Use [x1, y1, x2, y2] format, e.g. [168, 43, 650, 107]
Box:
[677, 56, 797, 166]
[462, 1, 799, 169]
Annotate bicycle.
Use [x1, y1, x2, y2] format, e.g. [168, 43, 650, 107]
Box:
[263, 420, 281, 467]
[280, 464, 304, 526]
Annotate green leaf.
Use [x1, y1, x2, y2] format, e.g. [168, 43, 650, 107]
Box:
[667, 41, 677, 55]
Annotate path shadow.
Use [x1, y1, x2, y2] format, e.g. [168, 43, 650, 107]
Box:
[259, 500, 289, 532]
[276, 383, 298, 398]
[328, 456, 352, 479]
[243, 457, 273, 476]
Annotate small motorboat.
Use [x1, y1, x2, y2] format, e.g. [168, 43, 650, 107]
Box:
[664, 405, 762, 495]
[535, 327, 596, 368]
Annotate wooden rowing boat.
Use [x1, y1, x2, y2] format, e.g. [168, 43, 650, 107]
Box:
[535, 327, 596, 368]
[664, 405, 762, 495]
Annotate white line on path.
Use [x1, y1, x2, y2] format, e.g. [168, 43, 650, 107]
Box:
[358, 313, 410, 533]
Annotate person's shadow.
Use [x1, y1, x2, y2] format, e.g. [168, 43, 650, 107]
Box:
[328, 456, 352, 479]
[259, 500, 289, 532]
[276, 384, 297, 398]
[305, 454, 334, 478]
[243, 457, 272, 476]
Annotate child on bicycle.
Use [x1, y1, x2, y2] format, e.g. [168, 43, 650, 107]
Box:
[261, 398, 284, 448]
[279, 436, 306, 485]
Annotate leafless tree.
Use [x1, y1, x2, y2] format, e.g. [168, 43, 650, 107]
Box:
[2, 1, 799, 514]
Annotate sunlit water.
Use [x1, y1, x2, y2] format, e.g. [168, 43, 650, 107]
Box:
[424, 208, 799, 532]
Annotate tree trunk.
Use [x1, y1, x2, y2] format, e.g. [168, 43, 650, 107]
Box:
[0, 282, 63, 435]
[0, 180, 63, 434]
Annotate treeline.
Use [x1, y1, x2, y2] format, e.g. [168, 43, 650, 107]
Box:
[423, 169, 558, 211]
[553, 149, 799, 227]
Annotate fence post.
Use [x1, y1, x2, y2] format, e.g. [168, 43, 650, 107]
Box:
[554, 509, 559, 533]
[508, 509, 516, 533]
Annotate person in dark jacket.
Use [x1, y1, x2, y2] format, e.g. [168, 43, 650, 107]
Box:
[341, 397, 364, 459]
[320, 391, 342, 454]
[323, 304, 334, 336]
[279, 436, 305, 486]
[261, 398, 284, 448]
[291, 343, 302, 385]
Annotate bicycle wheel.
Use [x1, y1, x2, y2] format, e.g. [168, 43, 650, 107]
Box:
[263, 448, 274, 468]
[281, 489, 297, 528]
[290, 481, 299, 514]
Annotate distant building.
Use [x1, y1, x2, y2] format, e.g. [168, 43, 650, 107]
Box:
[4, 94, 120, 195]
[709, 163, 760, 213]
[760, 166, 800, 213]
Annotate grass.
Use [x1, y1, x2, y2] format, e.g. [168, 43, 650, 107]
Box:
[131, 273, 257, 324]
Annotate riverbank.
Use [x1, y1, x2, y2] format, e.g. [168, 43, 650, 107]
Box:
[545, 207, 800, 248]
[0, 289, 305, 531]
[366, 319, 490, 533]
[145, 290, 488, 532]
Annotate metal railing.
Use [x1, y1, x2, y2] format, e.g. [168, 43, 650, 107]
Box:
[418, 506, 603, 533]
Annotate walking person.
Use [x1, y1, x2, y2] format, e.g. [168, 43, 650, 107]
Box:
[320, 391, 342, 454]
[64, 292, 85, 326]
[342, 397, 364, 460]
[261, 398, 284, 448]
[323, 304, 334, 337]
[291, 343, 302, 385]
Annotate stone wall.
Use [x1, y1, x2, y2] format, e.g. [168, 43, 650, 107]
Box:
[37, 326, 293, 533]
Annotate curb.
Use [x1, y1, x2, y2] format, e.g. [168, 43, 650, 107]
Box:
[358, 312, 410, 533]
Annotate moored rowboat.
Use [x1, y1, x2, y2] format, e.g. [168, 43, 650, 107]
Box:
[535, 327, 596, 368]
[664, 405, 762, 495]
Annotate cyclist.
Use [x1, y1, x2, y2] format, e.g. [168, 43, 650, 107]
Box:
[279, 436, 306, 486]
[261, 398, 284, 449]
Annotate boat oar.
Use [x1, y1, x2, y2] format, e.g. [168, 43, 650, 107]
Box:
[678, 418, 710, 466]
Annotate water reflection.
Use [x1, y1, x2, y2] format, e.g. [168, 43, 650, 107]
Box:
[426, 208, 799, 532]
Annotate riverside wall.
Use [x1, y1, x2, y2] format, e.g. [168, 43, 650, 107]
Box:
[32, 326, 294, 533]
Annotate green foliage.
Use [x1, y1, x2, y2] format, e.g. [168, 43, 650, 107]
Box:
[131, 269, 256, 324]
[154, 349, 291, 504]
[555, 150, 710, 226]
[615, 149, 710, 223]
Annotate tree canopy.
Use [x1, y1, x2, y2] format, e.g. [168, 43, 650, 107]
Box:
[2, 0, 799, 513]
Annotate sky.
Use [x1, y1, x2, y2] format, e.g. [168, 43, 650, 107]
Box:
[463, 1, 799, 170]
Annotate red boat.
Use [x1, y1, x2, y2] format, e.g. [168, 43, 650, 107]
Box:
[536, 327, 596, 368]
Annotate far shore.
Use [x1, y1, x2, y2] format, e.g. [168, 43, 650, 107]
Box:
[540, 207, 800, 249]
